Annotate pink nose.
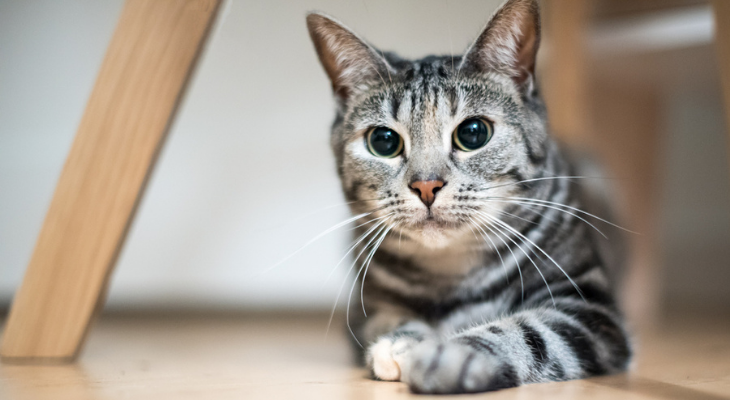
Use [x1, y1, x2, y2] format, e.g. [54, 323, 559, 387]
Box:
[409, 180, 445, 207]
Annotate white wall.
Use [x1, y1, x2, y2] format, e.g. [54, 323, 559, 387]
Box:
[0, 0, 503, 310]
[4, 0, 728, 312]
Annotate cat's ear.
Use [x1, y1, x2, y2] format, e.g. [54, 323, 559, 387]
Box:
[460, 0, 540, 89]
[307, 12, 392, 102]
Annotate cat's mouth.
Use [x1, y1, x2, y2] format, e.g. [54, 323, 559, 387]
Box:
[411, 214, 452, 229]
[399, 212, 469, 248]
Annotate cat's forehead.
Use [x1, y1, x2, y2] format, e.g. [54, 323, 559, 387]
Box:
[346, 56, 520, 133]
[389, 55, 459, 96]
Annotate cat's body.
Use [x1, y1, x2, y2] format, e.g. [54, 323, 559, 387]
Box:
[307, 0, 631, 394]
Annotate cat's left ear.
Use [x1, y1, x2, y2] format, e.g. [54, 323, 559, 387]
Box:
[460, 0, 540, 90]
[307, 12, 393, 102]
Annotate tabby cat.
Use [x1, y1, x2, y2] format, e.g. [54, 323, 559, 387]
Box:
[306, 0, 631, 394]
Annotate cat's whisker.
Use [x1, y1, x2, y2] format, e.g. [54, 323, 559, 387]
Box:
[477, 175, 609, 193]
[347, 207, 392, 231]
[479, 211, 585, 302]
[467, 216, 510, 285]
[260, 199, 387, 235]
[481, 202, 568, 237]
[356, 226, 389, 315]
[480, 202, 575, 239]
[464, 218, 482, 245]
[325, 217, 392, 339]
[501, 196, 638, 234]
[258, 212, 373, 277]
[475, 213, 547, 306]
[359, 222, 395, 317]
[473, 215, 525, 304]
[485, 198, 609, 239]
[323, 212, 395, 285]
[289, 198, 385, 226]
[514, 201, 565, 227]
[328, 222, 390, 344]
[481, 204, 539, 227]
[343, 218, 394, 347]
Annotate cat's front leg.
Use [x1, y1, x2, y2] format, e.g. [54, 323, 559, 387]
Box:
[364, 319, 434, 381]
[401, 337, 514, 393]
[401, 304, 631, 394]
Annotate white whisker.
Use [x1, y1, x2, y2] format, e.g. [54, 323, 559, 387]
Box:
[483, 205, 539, 227]
[486, 198, 608, 239]
[475, 213, 548, 305]
[514, 201, 564, 226]
[325, 217, 391, 340]
[359, 223, 395, 317]
[323, 213, 395, 284]
[504, 196, 638, 234]
[480, 212, 585, 302]
[481, 175, 609, 192]
[470, 215, 523, 300]
[285, 199, 382, 228]
[258, 212, 372, 276]
[344, 218, 393, 347]
[467, 216, 509, 284]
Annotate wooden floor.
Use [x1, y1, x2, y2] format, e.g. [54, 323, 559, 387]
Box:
[1, 312, 729, 399]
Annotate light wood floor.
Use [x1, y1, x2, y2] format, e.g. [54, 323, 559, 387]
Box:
[1, 312, 729, 399]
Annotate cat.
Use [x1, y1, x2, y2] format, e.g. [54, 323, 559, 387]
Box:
[306, 0, 631, 394]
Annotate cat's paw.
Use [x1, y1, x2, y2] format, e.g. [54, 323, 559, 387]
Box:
[401, 339, 518, 394]
[367, 336, 419, 381]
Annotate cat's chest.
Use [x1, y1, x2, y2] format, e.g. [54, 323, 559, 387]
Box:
[436, 295, 511, 334]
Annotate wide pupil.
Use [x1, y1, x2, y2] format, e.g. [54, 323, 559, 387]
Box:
[371, 128, 399, 155]
[458, 119, 488, 148]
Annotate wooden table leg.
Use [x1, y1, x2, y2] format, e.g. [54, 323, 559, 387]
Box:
[542, 0, 666, 327]
[541, 0, 590, 145]
[1, 0, 221, 363]
[713, 1, 730, 164]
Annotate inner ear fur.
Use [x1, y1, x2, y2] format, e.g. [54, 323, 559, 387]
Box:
[306, 12, 392, 101]
[460, 0, 541, 88]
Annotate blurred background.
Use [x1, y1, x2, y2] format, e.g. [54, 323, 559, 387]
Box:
[1, 0, 728, 328]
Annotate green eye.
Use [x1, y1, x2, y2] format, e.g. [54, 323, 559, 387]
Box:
[453, 118, 493, 151]
[367, 127, 403, 158]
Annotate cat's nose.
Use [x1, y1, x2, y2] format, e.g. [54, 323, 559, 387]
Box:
[409, 180, 445, 207]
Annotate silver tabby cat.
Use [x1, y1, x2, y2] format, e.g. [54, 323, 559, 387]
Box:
[306, 0, 631, 394]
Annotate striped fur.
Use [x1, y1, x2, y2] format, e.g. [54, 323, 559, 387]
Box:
[307, 0, 631, 394]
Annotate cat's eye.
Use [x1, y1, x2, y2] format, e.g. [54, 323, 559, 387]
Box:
[453, 118, 493, 151]
[366, 127, 404, 158]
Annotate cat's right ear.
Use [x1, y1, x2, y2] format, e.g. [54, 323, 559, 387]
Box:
[306, 12, 392, 102]
[459, 0, 540, 90]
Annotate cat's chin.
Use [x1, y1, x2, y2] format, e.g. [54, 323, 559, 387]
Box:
[405, 220, 466, 249]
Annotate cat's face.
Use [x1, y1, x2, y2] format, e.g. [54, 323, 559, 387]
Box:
[308, 0, 548, 249]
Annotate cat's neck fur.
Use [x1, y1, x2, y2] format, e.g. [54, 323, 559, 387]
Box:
[378, 230, 486, 276]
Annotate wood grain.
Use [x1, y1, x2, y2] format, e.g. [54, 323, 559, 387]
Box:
[0, 0, 221, 362]
[541, 0, 590, 145]
[713, 0, 730, 168]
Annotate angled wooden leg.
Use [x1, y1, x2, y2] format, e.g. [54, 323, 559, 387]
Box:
[1, 0, 221, 363]
[714, 0, 730, 163]
[541, 0, 590, 144]
[542, 1, 665, 327]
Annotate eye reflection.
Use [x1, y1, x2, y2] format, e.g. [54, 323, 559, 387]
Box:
[367, 127, 404, 158]
[453, 118, 493, 151]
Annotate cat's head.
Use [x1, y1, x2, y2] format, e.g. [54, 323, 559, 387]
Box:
[307, 0, 552, 249]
